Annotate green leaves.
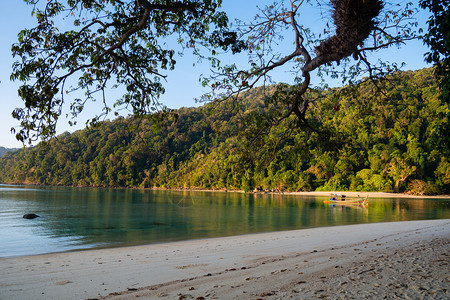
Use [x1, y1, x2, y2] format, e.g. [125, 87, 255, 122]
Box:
[11, 0, 241, 143]
[1, 68, 448, 193]
[420, 0, 450, 103]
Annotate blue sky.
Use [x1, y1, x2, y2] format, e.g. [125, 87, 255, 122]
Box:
[0, 1, 431, 148]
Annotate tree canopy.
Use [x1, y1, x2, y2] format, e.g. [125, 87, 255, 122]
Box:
[419, 0, 450, 104]
[11, 0, 421, 144]
[419, 0, 450, 156]
[10, 0, 244, 143]
[1, 68, 448, 195]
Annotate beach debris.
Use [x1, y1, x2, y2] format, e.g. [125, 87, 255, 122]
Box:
[55, 280, 72, 285]
[108, 292, 121, 296]
[23, 213, 40, 219]
[226, 268, 236, 271]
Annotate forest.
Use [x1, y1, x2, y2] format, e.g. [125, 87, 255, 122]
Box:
[0, 68, 448, 195]
[0, 147, 18, 158]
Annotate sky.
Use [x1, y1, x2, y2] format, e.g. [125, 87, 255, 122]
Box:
[0, 0, 432, 148]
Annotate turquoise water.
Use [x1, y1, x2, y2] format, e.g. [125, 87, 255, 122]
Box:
[0, 184, 449, 257]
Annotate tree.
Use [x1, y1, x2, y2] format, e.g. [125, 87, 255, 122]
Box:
[419, 0, 450, 155]
[0, 68, 447, 193]
[387, 155, 416, 193]
[203, 0, 419, 138]
[11, 0, 419, 144]
[419, 0, 450, 104]
[10, 0, 244, 143]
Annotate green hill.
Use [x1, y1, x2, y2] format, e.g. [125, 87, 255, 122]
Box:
[0, 68, 448, 194]
[0, 147, 18, 158]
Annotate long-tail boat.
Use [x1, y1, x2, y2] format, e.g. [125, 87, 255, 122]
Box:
[327, 193, 368, 205]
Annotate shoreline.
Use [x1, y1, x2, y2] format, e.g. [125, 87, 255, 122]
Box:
[1, 219, 448, 299]
[278, 190, 450, 199]
[151, 188, 450, 199]
[245, 190, 449, 199]
[2, 183, 449, 199]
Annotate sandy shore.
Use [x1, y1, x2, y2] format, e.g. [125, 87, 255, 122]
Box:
[1, 220, 448, 300]
[154, 188, 450, 199]
[285, 191, 450, 199]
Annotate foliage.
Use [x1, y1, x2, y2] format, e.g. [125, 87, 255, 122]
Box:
[1, 68, 448, 194]
[407, 179, 439, 196]
[419, 0, 450, 156]
[11, 0, 420, 146]
[0, 147, 19, 158]
[203, 0, 420, 140]
[10, 0, 245, 144]
[420, 0, 450, 104]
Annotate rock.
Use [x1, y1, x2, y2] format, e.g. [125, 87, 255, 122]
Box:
[23, 213, 40, 219]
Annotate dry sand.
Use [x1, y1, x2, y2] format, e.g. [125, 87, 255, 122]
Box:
[0, 219, 448, 300]
[155, 189, 450, 199]
[286, 191, 450, 199]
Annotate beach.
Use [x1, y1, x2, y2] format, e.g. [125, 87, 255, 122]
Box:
[285, 191, 450, 199]
[154, 188, 450, 199]
[0, 219, 448, 300]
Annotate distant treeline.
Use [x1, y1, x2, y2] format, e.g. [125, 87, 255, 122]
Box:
[0, 147, 18, 158]
[0, 68, 448, 194]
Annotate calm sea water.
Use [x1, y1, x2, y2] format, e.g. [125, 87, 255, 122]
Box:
[0, 184, 449, 257]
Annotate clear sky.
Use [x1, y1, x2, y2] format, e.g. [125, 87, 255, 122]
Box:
[0, 0, 431, 148]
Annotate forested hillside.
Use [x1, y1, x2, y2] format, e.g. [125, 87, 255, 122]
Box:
[0, 68, 448, 194]
[0, 147, 18, 158]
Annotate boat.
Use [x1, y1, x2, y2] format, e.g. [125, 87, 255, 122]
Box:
[326, 193, 368, 205]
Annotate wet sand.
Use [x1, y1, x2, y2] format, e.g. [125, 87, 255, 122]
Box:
[0, 219, 448, 300]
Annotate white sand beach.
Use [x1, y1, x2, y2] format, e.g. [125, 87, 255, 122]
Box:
[157, 188, 450, 199]
[0, 219, 448, 300]
[286, 191, 450, 199]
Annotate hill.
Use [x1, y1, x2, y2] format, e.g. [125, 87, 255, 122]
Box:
[0, 68, 448, 194]
[0, 147, 18, 158]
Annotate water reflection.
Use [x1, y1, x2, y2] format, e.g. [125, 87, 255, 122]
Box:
[0, 185, 448, 257]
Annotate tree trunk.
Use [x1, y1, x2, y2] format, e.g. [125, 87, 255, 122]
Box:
[394, 179, 400, 193]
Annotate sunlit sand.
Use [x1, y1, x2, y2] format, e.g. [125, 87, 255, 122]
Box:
[0, 219, 448, 299]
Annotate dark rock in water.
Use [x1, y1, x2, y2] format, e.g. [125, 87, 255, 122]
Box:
[23, 213, 40, 219]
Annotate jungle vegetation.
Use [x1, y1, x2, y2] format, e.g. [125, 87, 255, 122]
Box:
[1, 68, 448, 195]
[11, 0, 420, 144]
[0, 147, 18, 158]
